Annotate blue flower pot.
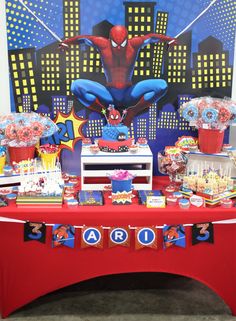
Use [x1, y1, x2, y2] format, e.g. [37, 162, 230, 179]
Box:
[111, 179, 133, 194]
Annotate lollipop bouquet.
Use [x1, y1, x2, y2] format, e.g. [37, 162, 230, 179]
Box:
[158, 146, 188, 190]
[180, 97, 236, 153]
[0, 113, 58, 163]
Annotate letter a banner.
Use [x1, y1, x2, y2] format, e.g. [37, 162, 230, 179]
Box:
[81, 226, 103, 248]
[108, 227, 130, 247]
[135, 227, 157, 250]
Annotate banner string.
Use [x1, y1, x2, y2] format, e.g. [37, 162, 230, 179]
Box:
[1, 216, 236, 228]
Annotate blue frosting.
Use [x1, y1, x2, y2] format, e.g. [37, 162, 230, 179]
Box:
[102, 124, 129, 141]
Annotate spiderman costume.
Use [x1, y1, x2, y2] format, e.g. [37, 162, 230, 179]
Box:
[61, 25, 176, 126]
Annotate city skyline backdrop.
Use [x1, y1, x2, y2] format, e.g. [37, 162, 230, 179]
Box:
[5, 0, 235, 174]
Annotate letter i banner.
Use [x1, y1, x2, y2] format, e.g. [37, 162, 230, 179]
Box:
[81, 226, 103, 248]
[24, 222, 46, 243]
[135, 227, 157, 250]
[52, 224, 75, 248]
[163, 225, 186, 249]
[192, 223, 214, 245]
[108, 227, 130, 247]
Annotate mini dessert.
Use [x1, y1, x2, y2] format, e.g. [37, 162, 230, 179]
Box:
[66, 199, 78, 207]
[179, 198, 190, 209]
[90, 145, 100, 154]
[129, 144, 139, 153]
[4, 165, 13, 176]
[222, 144, 232, 152]
[82, 138, 92, 146]
[221, 198, 233, 208]
[166, 195, 178, 206]
[64, 183, 75, 194]
[64, 194, 75, 201]
[137, 137, 147, 145]
[6, 193, 17, 205]
[173, 192, 183, 200]
[165, 186, 176, 193]
[98, 106, 132, 153]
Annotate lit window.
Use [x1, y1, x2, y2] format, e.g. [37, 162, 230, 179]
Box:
[19, 53, 24, 61]
[28, 62, 32, 68]
[135, 7, 139, 13]
[11, 55, 16, 62]
[197, 55, 201, 61]
[23, 87, 28, 94]
[32, 87, 36, 93]
[215, 54, 219, 59]
[128, 7, 132, 13]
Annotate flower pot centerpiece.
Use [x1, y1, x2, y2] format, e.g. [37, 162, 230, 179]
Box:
[108, 169, 135, 205]
[0, 113, 58, 164]
[180, 97, 236, 154]
[38, 144, 60, 170]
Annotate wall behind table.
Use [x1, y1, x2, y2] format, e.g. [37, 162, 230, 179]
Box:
[1, 0, 236, 175]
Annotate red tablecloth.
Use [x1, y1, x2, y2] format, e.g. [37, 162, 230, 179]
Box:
[0, 177, 236, 318]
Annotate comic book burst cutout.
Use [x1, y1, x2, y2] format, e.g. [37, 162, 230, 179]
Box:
[47, 108, 87, 152]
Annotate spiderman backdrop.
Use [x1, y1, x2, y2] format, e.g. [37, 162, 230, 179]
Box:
[61, 25, 175, 126]
[5, 0, 235, 174]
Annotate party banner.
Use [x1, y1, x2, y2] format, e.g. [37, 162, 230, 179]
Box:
[192, 222, 214, 245]
[108, 227, 130, 248]
[24, 221, 46, 243]
[163, 225, 186, 249]
[52, 224, 75, 248]
[135, 227, 157, 250]
[81, 226, 103, 248]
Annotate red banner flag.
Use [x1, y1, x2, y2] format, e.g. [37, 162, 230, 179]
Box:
[135, 226, 157, 250]
[108, 227, 130, 247]
[81, 226, 103, 249]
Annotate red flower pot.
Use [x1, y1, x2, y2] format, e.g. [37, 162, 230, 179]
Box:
[8, 146, 36, 164]
[198, 128, 224, 154]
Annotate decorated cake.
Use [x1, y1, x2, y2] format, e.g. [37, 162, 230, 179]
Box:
[98, 106, 132, 153]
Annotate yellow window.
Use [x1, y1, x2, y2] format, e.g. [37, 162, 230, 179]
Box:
[32, 87, 36, 93]
[28, 62, 32, 68]
[128, 7, 132, 13]
[135, 7, 139, 13]
[22, 79, 27, 86]
[23, 87, 28, 94]
[19, 53, 23, 61]
[11, 55, 16, 62]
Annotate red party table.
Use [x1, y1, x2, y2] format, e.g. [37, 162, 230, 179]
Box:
[0, 177, 236, 318]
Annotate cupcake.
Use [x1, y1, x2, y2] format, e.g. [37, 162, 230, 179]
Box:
[166, 195, 178, 206]
[221, 198, 233, 209]
[179, 198, 190, 209]
[129, 144, 139, 153]
[173, 192, 183, 200]
[4, 165, 13, 177]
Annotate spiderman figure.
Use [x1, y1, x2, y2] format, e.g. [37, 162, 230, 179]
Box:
[60, 25, 176, 126]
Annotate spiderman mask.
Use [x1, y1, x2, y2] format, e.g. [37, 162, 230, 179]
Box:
[109, 25, 128, 56]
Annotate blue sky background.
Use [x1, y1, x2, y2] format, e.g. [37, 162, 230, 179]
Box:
[6, 0, 236, 63]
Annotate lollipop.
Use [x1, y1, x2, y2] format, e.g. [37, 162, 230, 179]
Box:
[31, 121, 44, 137]
[202, 108, 218, 123]
[182, 105, 198, 122]
[5, 124, 18, 140]
[17, 127, 33, 143]
[218, 107, 231, 123]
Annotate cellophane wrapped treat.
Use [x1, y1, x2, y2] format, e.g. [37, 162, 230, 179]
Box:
[179, 96, 236, 131]
[0, 112, 58, 147]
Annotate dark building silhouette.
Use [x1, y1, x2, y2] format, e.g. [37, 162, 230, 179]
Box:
[124, 1, 156, 81]
[80, 20, 114, 84]
[36, 42, 66, 106]
[153, 11, 169, 78]
[192, 36, 232, 97]
[8, 48, 38, 112]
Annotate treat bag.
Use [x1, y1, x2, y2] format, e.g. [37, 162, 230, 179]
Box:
[41, 152, 58, 170]
[0, 155, 6, 174]
[111, 178, 133, 205]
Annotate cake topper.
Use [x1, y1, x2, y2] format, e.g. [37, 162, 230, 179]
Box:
[103, 105, 127, 126]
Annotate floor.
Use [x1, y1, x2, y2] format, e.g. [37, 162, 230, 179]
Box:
[2, 273, 234, 321]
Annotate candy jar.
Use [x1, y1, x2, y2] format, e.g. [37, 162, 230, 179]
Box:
[158, 146, 188, 190]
